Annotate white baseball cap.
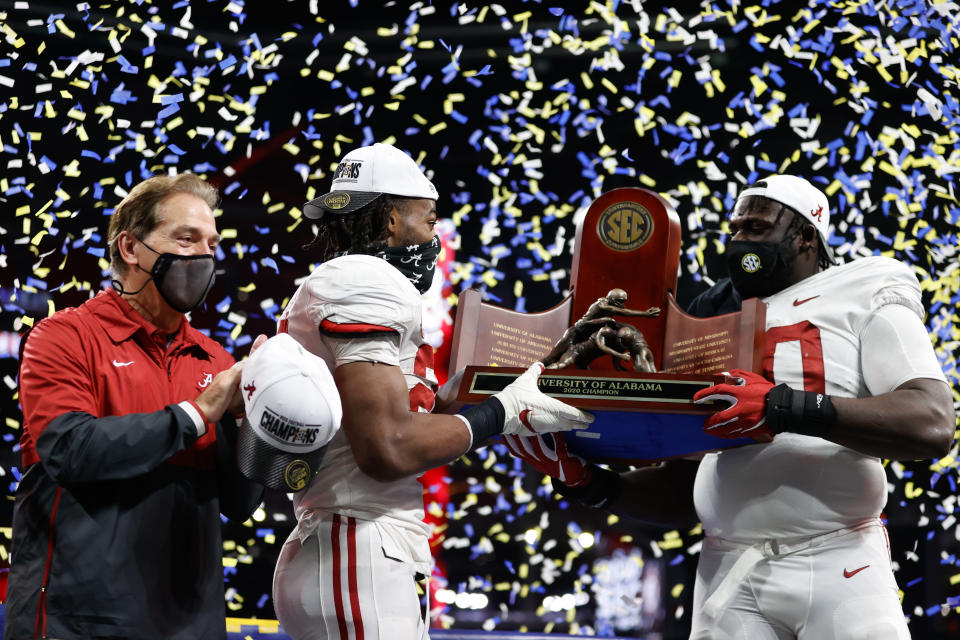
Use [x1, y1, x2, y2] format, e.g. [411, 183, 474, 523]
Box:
[736, 174, 835, 263]
[237, 333, 342, 492]
[303, 142, 439, 219]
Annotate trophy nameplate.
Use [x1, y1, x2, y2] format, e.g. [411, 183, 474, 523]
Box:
[449, 187, 765, 462]
[455, 367, 731, 463]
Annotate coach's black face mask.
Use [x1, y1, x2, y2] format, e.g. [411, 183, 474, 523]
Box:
[726, 237, 796, 300]
[113, 240, 216, 313]
[376, 235, 441, 294]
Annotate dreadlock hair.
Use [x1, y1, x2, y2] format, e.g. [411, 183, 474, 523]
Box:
[738, 195, 832, 270]
[306, 195, 414, 261]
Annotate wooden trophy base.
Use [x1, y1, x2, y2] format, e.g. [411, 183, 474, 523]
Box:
[454, 366, 754, 463]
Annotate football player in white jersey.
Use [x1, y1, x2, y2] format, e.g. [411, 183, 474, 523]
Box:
[503, 174, 954, 640]
[268, 142, 593, 640]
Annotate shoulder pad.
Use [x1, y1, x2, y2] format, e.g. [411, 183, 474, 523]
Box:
[841, 256, 924, 320]
[306, 255, 420, 334]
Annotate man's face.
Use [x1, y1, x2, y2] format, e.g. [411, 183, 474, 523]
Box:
[136, 192, 220, 269]
[727, 197, 795, 245]
[387, 198, 438, 247]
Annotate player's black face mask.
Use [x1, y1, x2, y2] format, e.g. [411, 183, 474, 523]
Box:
[113, 239, 216, 313]
[376, 235, 441, 294]
[726, 235, 797, 300]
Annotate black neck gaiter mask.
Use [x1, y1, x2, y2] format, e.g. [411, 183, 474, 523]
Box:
[375, 235, 441, 294]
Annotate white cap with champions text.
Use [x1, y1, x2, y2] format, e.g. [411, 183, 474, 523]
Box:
[303, 142, 439, 219]
[237, 333, 342, 492]
[736, 174, 835, 264]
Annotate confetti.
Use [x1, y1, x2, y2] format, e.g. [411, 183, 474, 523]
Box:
[1, 2, 958, 637]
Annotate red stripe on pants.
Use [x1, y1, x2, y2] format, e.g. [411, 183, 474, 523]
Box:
[346, 517, 365, 640]
[331, 515, 350, 639]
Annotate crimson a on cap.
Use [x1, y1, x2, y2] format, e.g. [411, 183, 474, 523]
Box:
[237, 333, 342, 492]
[303, 142, 439, 219]
[737, 174, 836, 264]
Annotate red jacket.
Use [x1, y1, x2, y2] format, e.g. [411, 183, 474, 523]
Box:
[18, 288, 224, 469]
[6, 289, 263, 640]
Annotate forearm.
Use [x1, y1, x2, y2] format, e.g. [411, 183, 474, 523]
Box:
[827, 381, 955, 460]
[832, 305, 957, 460]
[349, 412, 471, 481]
[339, 360, 591, 482]
[35, 404, 202, 484]
[596, 342, 628, 359]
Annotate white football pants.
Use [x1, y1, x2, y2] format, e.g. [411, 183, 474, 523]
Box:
[690, 518, 910, 640]
[273, 513, 428, 640]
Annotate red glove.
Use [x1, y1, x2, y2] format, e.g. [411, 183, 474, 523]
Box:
[692, 369, 775, 441]
[502, 433, 593, 487]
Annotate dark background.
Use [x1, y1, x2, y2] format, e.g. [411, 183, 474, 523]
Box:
[1, 1, 958, 637]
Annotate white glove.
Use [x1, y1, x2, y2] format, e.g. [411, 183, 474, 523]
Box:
[434, 367, 465, 413]
[493, 362, 594, 435]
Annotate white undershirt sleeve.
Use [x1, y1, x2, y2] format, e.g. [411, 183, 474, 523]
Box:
[177, 400, 207, 437]
[861, 303, 947, 396]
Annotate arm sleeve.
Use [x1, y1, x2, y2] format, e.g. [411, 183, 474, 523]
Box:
[869, 260, 925, 320]
[216, 417, 265, 521]
[21, 315, 201, 481]
[290, 257, 408, 369]
[861, 302, 947, 396]
[36, 406, 202, 484]
[323, 333, 402, 368]
[684, 278, 743, 318]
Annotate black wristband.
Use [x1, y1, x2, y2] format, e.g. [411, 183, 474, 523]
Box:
[459, 396, 506, 449]
[766, 383, 837, 438]
[551, 466, 622, 509]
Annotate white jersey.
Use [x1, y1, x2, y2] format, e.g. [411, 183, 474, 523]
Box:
[694, 256, 945, 542]
[278, 254, 437, 570]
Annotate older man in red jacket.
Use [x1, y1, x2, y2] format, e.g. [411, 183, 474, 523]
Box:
[5, 173, 264, 640]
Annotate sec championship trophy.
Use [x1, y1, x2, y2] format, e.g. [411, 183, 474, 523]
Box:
[448, 188, 765, 463]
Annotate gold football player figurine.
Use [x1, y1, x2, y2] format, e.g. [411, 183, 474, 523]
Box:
[542, 288, 659, 371]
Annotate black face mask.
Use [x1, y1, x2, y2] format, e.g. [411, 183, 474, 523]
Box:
[375, 235, 441, 294]
[113, 240, 216, 313]
[726, 237, 796, 299]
